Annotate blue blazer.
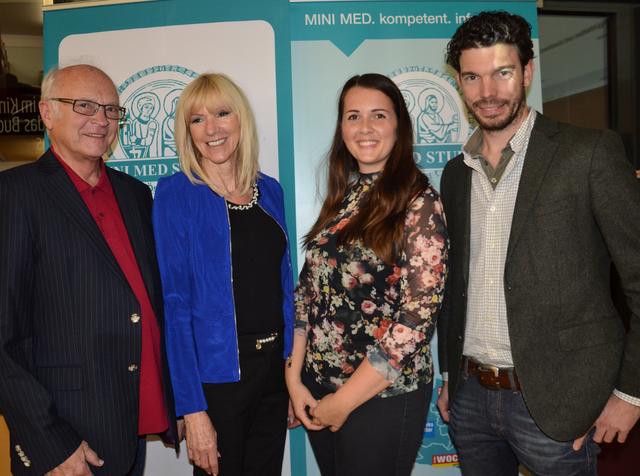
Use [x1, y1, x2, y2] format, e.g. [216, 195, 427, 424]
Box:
[153, 171, 294, 417]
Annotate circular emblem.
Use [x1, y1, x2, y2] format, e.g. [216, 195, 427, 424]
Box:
[113, 65, 199, 160]
[391, 67, 469, 145]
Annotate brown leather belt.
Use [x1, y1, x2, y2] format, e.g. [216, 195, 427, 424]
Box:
[463, 357, 521, 391]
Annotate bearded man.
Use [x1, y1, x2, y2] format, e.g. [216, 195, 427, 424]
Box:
[436, 11, 640, 476]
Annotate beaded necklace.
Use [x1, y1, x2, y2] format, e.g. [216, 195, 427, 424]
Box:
[226, 183, 259, 211]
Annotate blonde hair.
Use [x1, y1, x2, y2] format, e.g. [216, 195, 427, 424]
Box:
[175, 73, 259, 196]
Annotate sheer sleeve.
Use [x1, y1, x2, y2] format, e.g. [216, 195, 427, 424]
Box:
[368, 188, 448, 382]
[294, 259, 314, 335]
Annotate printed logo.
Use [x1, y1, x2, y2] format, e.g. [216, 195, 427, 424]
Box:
[390, 66, 471, 189]
[110, 65, 199, 187]
[431, 453, 460, 467]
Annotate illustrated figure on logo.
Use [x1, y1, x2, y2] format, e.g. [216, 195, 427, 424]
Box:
[161, 92, 180, 157]
[113, 65, 199, 163]
[122, 93, 161, 158]
[417, 90, 458, 144]
[401, 89, 416, 116]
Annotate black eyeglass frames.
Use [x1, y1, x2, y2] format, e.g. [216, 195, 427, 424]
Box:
[49, 98, 127, 120]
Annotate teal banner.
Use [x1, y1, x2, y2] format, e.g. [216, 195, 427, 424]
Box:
[290, 1, 538, 56]
[43, 1, 540, 474]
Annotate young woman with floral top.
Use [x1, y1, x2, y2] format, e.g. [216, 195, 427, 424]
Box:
[285, 73, 448, 475]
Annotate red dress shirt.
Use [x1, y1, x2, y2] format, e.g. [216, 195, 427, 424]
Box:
[54, 150, 168, 435]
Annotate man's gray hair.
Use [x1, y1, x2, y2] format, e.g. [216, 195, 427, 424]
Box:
[41, 67, 60, 100]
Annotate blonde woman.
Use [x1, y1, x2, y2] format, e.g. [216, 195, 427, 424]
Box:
[153, 73, 294, 476]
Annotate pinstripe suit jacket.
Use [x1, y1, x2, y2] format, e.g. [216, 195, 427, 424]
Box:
[438, 114, 640, 441]
[0, 150, 176, 475]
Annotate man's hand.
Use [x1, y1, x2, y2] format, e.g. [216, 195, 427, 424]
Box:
[573, 394, 640, 451]
[184, 411, 220, 475]
[437, 381, 450, 423]
[45, 441, 103, 476]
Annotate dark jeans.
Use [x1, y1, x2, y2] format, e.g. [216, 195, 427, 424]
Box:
[304, 376, 432, 476]
[194, 335, 288, 476]
[449, 371, 600, 476]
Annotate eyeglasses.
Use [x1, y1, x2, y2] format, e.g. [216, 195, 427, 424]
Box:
[50, 98, 127, 120]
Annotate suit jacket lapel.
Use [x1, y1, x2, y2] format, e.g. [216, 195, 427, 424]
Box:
[506, 114, 560, 263]
[38, 151, 127, 284]
[458, 165, 472, 287]
[108, 167, 155, 303]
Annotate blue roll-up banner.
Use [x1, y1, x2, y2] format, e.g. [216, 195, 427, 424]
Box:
[43, 1, 541, 474]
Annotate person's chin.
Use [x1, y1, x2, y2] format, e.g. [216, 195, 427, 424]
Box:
[81, 138, 110, 153]
[473, 111, 513, 131]
[81, 147, 109, 161]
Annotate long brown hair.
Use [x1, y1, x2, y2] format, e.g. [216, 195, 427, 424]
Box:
[304, 73, 429, 264]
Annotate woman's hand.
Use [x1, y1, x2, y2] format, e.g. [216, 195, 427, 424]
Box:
[309, 392, 353, 432]
[309, 358, 391, 432]
[287, 381, 325, 431]
[287, 399, 302, 429]
[183, 411, 220, 475]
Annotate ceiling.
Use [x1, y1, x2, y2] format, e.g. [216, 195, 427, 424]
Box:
[538, 14, 608, 101]
[0, 0, 42, 36]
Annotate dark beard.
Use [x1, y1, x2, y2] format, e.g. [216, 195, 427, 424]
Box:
[467, 85, 526, 132]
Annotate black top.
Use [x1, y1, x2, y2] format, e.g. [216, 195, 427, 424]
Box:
[228, 203, 286, 335]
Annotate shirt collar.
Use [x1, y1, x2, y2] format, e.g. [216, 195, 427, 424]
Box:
[52, 146, 109, 194]
[358, 171, 381, 184]
[462, 108, 537, 162]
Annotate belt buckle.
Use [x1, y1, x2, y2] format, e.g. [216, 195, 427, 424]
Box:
[255, 332, 278, 350]
[477, 363, 500, 378]
[476, 363, 502, 390]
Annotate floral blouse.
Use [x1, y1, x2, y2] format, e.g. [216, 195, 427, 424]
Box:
[295, 173, 448, 397]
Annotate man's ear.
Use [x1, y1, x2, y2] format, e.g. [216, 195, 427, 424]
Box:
[523, 59, 534, 89]
[39, 100, 54, 130]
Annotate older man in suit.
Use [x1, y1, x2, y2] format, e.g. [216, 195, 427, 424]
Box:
[0, 64, 175, 475]
[436, 11, 640, 475]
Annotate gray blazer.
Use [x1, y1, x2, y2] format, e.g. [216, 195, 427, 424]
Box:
[438, 113, 640, 441]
